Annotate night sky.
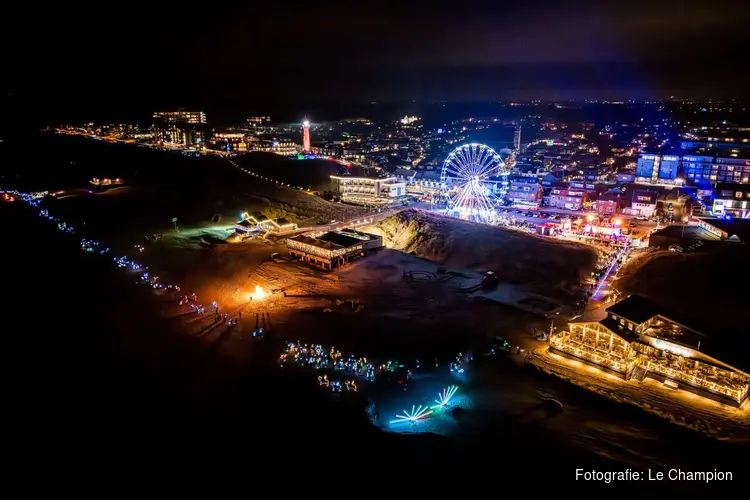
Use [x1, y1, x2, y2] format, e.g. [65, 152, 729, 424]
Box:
[17, 0, 750, 123]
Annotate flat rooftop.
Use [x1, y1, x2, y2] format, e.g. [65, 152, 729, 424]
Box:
[335, 228, 380, 241]
[652, 225, 721, 241]
[288, 229, 380, 253]
[287, 234, 343, 251]
[330, 175, 396, 182]
[606, 294, 660, 324]
[318, 231, 367, 248]
[641, 316, 705, 351]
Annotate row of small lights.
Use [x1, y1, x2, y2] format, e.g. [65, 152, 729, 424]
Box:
[226, 159, 379, 228]
[227, 159, 306, 191]
[8, 190, 242, 316]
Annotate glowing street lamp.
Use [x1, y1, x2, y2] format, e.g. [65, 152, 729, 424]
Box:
[587, 214, 595, 222]
[613, 218, 622, 226]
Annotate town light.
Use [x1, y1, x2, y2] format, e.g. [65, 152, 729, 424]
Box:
[587, 214, 595, 222]
[613, 218, 622, 225]
[303, 120, 310, 128]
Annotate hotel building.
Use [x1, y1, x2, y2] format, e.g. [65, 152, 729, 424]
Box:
[636, 153, 750, 186]
[330, 176, 407, 202]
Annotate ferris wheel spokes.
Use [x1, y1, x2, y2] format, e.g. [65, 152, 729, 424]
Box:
[440, 143, 508, 223]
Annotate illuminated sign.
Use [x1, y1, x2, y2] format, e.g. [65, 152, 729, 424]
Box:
[653, 339, 692, 358]
[699, 220, 723, 238]
[663, 156, 678, 161]
[641, 155, 655, 160]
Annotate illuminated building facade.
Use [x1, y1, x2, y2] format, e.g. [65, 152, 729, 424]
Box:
[593, 193, 625, 215]
[681, 125, 750, 151]
[507, 180, 542, 208]
[629, 190, 657, 218]
[400, 115, 419, 125]
[286, 229, 383, 270]
[636, 153, 750, 186]
[247, 116, 271, 126]
[153, 124, 207, 148]
[213, 132, 245, 142]
[89, 177, 124, 190]
[302, 119, 311, 152]
[330, 176, 406, 201]
[548, 187, 586, 210]
[153, 110, 207, 124]
[235, 212, 298, 234]
[247, 138, 298, 156]
[636, 154, 679, 184]
[213, 132, 247, 152]
[550, 295, 750, 407]
[712, 183, 750, 218]
[682, 156, 750, 185]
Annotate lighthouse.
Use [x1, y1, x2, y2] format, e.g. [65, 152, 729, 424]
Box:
[302, 119, 311, 153]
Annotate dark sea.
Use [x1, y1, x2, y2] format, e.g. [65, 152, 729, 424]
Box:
[1, 134, 744, 493]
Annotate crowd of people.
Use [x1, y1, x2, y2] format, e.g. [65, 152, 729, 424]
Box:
[279, 341, 410, 384]
[280, 342, 380, 382]
[571, 243, 629, 317]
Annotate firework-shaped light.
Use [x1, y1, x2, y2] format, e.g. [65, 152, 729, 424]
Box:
[389, 405, 433, 424]
[432, 385, 458, 409]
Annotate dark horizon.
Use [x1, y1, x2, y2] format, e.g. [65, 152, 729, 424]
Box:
[10, 90, 750, 130]
[12, 0, 750, 126]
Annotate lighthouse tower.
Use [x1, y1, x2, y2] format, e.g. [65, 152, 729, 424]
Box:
[302, 119, 311, 153]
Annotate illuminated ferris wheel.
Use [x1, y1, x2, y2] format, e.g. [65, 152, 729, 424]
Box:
[440, 143, 509, 222]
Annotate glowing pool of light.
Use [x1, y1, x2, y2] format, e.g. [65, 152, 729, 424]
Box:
[250, 285, 268, 300]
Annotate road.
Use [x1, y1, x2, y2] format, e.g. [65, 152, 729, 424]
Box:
[290, 207, 400, 235]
